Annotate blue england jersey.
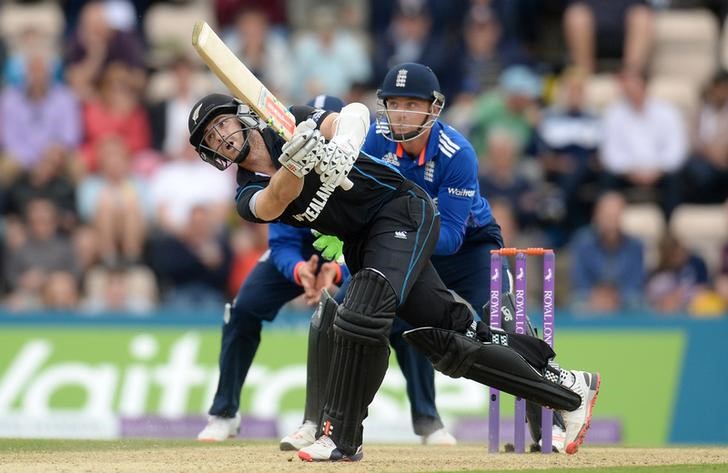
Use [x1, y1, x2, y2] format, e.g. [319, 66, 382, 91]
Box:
[363, 121, 494, 255]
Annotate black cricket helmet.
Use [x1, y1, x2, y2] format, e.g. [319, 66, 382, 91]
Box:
[188, 93, 265, 170]
[376, 62, 445, 142]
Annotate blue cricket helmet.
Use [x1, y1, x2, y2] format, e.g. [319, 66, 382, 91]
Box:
[377, 62, 444, 103]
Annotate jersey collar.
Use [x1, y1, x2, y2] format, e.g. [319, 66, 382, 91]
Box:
[394, 121, 443, 167]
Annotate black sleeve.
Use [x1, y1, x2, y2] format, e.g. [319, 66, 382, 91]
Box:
[235, 176, 273, 224]
[289, 105, 333, 129]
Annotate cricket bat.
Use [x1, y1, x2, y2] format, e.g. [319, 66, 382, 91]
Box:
[192, 21, 353, 190]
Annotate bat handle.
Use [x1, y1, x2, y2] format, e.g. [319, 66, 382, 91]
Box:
[341, 177, 353, 191]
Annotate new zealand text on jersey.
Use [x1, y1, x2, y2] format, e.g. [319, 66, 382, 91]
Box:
[292, 179, 337, 223]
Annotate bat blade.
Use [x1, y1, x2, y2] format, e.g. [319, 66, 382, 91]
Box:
[192, 21, 296, 140]
[192, 21, 353, 190]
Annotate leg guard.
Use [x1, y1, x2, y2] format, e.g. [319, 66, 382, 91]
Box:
[483, 293, 566, 443]
[319, 268, 397, 456]
[303, 289, 338, 424]
[402, 327, 581, 411]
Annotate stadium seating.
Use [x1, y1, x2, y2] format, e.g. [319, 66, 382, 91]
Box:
[621, 203, 667, 272]
[143, 2, 216, 68]
[651, 9, 719, 89]
[0, 1, 63, 50]
[670, 204, 728, 276]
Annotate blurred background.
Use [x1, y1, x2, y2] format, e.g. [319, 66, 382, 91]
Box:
[0, 0, 726, 447]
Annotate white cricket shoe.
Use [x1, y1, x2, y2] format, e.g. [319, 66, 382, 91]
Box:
[279, 421, 317, 451]
[421, 428, 457, 446]
[560, 371, 601, 454]
[298, 435, 363, 462]
[197, 413, 241, 442]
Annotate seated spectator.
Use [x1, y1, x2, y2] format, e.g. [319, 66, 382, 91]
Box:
[215, 0, 287, 31]
[680, 70, 728, 204]
[224, 5, 293, 101]
[569, 192, 645, 313]
[64, 0, 145, 101]
[3, 26, 63, 88]
[371, 0, 460, 100]
[600, 68, 687, 216]
[563, 0, 654, 74]
[646, 233, 709, 314]
[77, 136, 148, 266]
[714, 200, 728, 315]
[3, 198, 78, 311]
[454, 5, 504, 105]
[468, 65, 542, 156]
[478, 128, 539, 230]
[290, 4, 371, 102]
[149, 55, 207, 157]
[42, 271, 80, 311]
[150, 205, 232, 311]
[0, 50, 82, 173]
[3, 144, 77, 233]
[536, 67, 601, 233]
[227, 221, 268, 296]
[82, 263, 157, 314]
[79, 62, 151, 173]
[149, 143, 234, 237]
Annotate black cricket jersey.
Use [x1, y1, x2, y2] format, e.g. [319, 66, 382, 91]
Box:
[235, 106, 411, 240]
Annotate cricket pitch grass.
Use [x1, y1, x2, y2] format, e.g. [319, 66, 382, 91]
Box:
[1, 440, 728, 473]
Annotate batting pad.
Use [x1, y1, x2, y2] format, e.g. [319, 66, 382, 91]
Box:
[403, 327, 581, 411]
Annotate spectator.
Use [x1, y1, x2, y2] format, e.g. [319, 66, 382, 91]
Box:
[64, 0, 145, 101]
[714, 200, 728, 315]
[215, 0, 287, 30]
[225, 6, 293, 101]
[3, 199, 78, 310]
[3, 145, 77, 233]
[79, 62, 151, 173]
[290, 5, 371, 102]
[536, 67, 601, 233]
[600, 68, 687, 216]
[227, 222, 269, 296]
[569, 192, 645, 313]
[563, 0, 654, 74]
[646, 233, 709, 314]
[82, 263, 157, 314]
[77, 136, 148, 266]
[150, 205, 232, 310]
[149, 143, 234, 237]
[468, 65, 542, 156]
[148, 55, 208, 158]
[454, 5, 505, 105]
[3, 27, 63, 88]
[478, 128, 539, 230]
[371, 0, 460, 100]
[680, 70, 728, 204]
[42, 271, 80, 311]
[0, 50, 82, 173]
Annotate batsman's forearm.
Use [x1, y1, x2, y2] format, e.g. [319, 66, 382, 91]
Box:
[254, 169, 304, 220]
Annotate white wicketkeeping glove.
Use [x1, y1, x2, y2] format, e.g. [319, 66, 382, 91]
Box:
[278, 119, 326, 178]
[315, 135, 358, 189]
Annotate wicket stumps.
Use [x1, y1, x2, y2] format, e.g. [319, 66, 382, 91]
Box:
[488, 247, 555, 454]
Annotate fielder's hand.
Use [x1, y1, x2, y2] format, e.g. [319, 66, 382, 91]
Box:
[315, 135, 357, 190]
[278, 119, 326, 178]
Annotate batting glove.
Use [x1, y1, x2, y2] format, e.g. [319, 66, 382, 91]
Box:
[279, 119, 326, 178]
[315, 135, 358, 190]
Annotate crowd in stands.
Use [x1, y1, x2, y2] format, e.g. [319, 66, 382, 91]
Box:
[0, 0, 727, 317]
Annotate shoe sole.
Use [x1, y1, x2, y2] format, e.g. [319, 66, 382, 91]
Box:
[197, 433, 237, 442]
[298, 450, 363, 462]
[565, 373, 601, 455]
[280, 441, 312, 451]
